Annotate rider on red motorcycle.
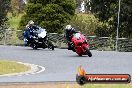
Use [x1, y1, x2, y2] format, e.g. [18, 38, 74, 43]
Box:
[64, 25, 79, 50]
[64, 25, 92, 57]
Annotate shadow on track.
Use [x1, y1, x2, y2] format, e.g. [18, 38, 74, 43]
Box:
[66, 54, 90, 58]
[24, 48, 54, 51]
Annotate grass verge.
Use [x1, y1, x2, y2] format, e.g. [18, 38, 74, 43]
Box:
[0, 60, 29, 75]
[81, 84, 132, 88]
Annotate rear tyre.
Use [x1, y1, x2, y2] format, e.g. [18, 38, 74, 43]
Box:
[84, 46, 92, 57]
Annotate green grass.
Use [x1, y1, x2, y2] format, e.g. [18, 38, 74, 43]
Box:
[4, 12, 24, 45]
[81, 84, 132, 88]
[0, 60, 30, 75]
[7, 12, 24, 30]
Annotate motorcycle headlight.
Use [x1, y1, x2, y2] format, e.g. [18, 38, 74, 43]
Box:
[77, 42, 82, 46]
[33, 36, 36, 38]
[24, 38, 28, 42]
[76, 37, 81, 40]
[83, 40, 87, 43]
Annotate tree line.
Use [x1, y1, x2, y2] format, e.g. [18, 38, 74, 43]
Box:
[0, 0, 132, 38]
[91, 0, 132, 38]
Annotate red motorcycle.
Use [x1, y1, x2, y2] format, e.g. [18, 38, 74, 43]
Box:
[70, 32, 92, 57]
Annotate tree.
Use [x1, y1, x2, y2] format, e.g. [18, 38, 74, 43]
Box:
[0, 0, 10, 30]
[19, 0, 76, 33]
[119, 0, 132, 38]
[90, 0, 132, 38]
[10, 0, 25, 16]
[70, 13, 100, 36]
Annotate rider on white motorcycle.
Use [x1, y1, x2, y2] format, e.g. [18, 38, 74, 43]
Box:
[24, 20, 54, 50]
[24, 20, 45, 46]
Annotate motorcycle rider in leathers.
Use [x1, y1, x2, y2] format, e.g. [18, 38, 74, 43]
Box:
[64, 25, 78, 50]
[24, 20, 39, 46]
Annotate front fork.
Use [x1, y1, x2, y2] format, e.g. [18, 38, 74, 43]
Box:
[82, 44, 90, 52]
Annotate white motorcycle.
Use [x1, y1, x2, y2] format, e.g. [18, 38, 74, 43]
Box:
[30, 27, 54, 50]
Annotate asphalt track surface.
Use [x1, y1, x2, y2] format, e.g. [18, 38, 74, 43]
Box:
[0, 45, 132, 83]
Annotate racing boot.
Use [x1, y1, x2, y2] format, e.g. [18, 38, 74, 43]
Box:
[68, 42, 73, 50]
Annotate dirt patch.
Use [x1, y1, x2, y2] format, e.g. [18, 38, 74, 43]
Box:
[0, 83, 132, 88]
[0, 83, 81, 88]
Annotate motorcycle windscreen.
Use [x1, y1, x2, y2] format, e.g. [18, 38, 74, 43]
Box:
[38, 28, 47, 38]
[73, 33, 81, 40]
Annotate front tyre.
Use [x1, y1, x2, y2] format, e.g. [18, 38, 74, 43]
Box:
[84, 46, 92, 57]
[48, 41, 54, 50]
[78, 54, 82, 56]
[32, 44, 38, 50]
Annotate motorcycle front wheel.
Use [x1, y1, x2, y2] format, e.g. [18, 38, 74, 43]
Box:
[48, 41, 54, 50]
[32, 43, 38, 50]
[84, 46, 92, 57]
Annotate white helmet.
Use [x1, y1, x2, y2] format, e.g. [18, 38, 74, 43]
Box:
[28, 20, 34, 25]
[65, 25, 72, 29]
